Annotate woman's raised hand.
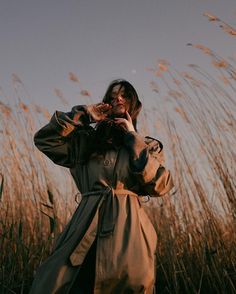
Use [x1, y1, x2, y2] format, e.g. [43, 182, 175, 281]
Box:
[114, 111, 135, 132]
[86, 103, 112, 122]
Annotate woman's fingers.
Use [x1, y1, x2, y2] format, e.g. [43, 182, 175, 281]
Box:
[87, 103, 111, 122]
[96, 103, 111, 113]
[114, 118, 127, 131]
[114, 117, 135, 132]
[125, 111, 132, 122]
[114, 118, 127, 126]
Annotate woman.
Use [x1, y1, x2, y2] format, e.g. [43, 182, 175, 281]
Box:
[30, 79, 174, 294]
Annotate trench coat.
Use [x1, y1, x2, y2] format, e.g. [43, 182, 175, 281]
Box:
[30, 105, 174, 294]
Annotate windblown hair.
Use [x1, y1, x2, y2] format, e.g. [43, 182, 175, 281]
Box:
[86, 80, 142, 155]
[102, 79, 142, 130]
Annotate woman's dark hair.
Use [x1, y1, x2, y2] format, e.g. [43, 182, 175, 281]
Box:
[102, 79, 142, 130]
[84, 80, 142, 158]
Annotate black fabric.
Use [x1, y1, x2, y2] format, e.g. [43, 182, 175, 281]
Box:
[93, 119, 125, 153]
[69, 239, 97, 294]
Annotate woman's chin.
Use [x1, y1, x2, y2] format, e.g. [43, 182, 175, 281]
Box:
[111, 105, 127, 116]
[111, 112, 126, 118]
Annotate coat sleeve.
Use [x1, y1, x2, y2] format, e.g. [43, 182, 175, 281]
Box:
[124, 131, 174, 197]
[34, 105, 92, 168]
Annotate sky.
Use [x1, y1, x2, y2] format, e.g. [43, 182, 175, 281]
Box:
[1, 0, 236, 113]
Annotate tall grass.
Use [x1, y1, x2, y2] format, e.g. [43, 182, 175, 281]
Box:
[0, 81, 78, 293]
[145, 29, 236, 292]
[1, 16, 236, 293]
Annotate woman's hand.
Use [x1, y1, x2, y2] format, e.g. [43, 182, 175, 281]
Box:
[86, 103, 112, 122]
[114, 111, 135, 132]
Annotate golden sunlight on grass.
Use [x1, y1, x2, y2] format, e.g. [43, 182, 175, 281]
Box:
[0, 16, 236, 293]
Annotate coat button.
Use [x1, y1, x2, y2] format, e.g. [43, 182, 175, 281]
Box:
[104, 159, 110, 166]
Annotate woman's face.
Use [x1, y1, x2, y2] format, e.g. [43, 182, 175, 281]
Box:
[109, 85, 131, 117]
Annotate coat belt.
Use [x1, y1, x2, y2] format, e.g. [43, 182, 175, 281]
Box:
[69, 187, 138, 266]
[83, 187, 138, 237]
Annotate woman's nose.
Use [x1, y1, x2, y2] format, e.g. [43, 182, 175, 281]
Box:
[117, 95, 124, 102]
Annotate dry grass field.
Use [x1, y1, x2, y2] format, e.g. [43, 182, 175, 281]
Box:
[0, 14, 236, 294]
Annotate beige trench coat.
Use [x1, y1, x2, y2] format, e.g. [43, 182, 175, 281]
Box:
[30, 106, 174, 294]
